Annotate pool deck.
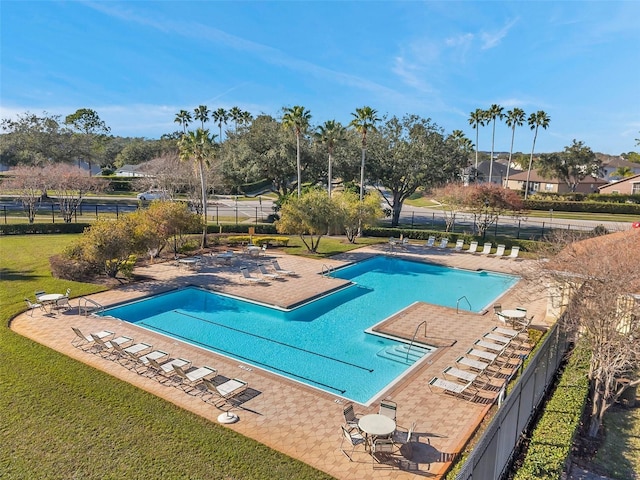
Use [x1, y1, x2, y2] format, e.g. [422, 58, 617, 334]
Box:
[11, 242, 551, 479]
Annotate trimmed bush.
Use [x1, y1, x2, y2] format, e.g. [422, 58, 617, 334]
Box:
[0, 223, 91, 235]
[513, 346, 590, 480]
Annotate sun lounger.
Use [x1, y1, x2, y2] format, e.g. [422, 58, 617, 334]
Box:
[147, 357, 192, 384]
[240, 267, 267, 283]
[271, 259, 295, 276]
[453, 239, 464, 251]
[202, 377, 248, 405]
[428, 377, 477, 400]
[257, 263, 280, 280]
[443, 366, 478, 383]
[172, 364, 217, 394]
[437, 238, 449, 248]
[425, 236, 436, 247]
[507, 246, 520, 259]
[71, 327, 113, 349]
[480, 242, 492, 255]
[467, 241, 478, 253]
[466, 348, 498, 363]
[483, 332, 512, 345]
[456, 355, 491, 372]
[492, 244, 506, 257]
[90, 334, 134, 358]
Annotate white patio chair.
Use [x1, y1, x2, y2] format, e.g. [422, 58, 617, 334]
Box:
[480, 242, 492, 255]
[379, 399, 397, 421]
[467, 241, 479, 253]
[507, 246, 520, 259]
[24, 298, 44, 316]
[437, 238, 449, 249]
[340, 426, 366, 461]
[453, 239, 464, 251]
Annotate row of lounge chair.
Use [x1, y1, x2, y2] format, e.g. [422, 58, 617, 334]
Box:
[70, 327, 248, 406]
[423, 236, 520, 258]
[428, 324, 531, 402]
[239, 259, 296, 283]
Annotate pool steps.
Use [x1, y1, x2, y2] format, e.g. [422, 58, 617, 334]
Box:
[377, 344, 431, 364]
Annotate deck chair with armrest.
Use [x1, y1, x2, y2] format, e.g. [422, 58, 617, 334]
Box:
[146, 357, 192, 384]
[392, 421, 416, 459]
[342, 403, 362, 429]
[428, 377, 478, 401]
[89, 334, 134, 358]
[24, 298, 45, 316]
[172, 364, 217, 394]
[257, 263, 281, 280]
[110, 340, 154, 367]
[340, 425, 366, 461]
[456, 355, 492, 373]
[201, 377, 248, 405]
[379, 399, 397, 421]
[126, 349, 170, 375]
[71, 327, 113, 349]
[372, 436, 396, 469]
[443, 366, 481, 384]
[240, 267, 268, 284]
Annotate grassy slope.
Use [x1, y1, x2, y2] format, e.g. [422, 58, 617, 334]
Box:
[0, 235, 335, 479]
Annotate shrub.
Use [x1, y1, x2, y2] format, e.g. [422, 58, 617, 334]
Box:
[49, 253, 99, 281]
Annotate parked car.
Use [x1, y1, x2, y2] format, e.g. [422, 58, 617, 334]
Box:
[136, 189, 169, 201]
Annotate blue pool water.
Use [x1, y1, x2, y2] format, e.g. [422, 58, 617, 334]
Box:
[100, 256, 518, 404]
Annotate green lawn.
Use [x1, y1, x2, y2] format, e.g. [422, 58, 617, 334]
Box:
[0, 235, 335, 479]
[592, 401, 640, 479]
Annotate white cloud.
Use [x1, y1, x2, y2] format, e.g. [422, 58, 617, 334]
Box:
[480, 18, 519, 50]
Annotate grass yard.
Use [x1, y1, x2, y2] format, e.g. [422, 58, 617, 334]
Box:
[0, 234, 335, 479]
[592, 402, 640, 479]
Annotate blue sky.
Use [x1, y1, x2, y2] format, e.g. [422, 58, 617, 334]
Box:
[1, 1, 639, 155]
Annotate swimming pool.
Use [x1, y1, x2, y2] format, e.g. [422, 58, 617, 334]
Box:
[100, 256, 518, 404]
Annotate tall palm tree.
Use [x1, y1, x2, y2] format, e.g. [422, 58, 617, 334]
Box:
[468, 108, 486, 181]
[174, 110, 192, 134]
[525, 110, 551, 200]
[505, 108, 526, 188]
[178, 128, 215, 248]
[486, 104, 504, 185]
[240, 110, 253, 128]
[282, 105, 312, 197]
[350, 106, 380, 202]
[194, 105, 210, 129]
[314, 120, 347, 197]
[211, 108, 228, 142]
[229, 106, 243, 132]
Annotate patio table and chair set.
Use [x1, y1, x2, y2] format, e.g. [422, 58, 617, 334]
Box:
[341, 399, 417, 469]
[25, 288, 72, 315]
[70, 326, 249, 410]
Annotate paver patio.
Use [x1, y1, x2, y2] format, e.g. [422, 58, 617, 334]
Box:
[11, 242, 550, 479]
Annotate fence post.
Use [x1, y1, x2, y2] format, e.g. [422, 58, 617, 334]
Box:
[517, 220, 521, 239]
[51, 204, 55, 224]
[411, 211, 414, 228]
[255, 206, 258, 225]
[494, 218, 499, 237]
[116, 204, 119, 219]
[3, 206, 6, 224]
[541, 221, 545, 237]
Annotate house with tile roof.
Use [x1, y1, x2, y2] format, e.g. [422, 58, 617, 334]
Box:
[505, 171, 608, 195]
[598, 173, 640, 195]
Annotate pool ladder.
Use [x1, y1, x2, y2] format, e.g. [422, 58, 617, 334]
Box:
[78, 297, 104, 316]
[321, 264, 334, 276]
[405, 320, 427, 363]
[456, 295, 472, 314]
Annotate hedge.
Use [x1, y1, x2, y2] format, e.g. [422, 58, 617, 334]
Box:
[0, 222, 91, 235]
[524, 199, 640, 215]
[513, 345, 590, 480]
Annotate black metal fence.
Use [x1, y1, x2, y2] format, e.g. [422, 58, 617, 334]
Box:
[454, 323, 570, 480]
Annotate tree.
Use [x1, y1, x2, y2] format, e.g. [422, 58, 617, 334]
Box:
[68, 216, 139, 279]
[282, 105, 311, 197]
[468, 108, 486, 181]
[229, 106, 243, 132]
[47, 164, 105, 222]
[539, 230, 640, 437]
[612, 166, 635, 178]
[537, 140, 601, 192]
[0, 165, 47, 223]
[431, 183, 473, 232]
[64, 108, 111, 176]
[333, 190, 383, 243]
[194, 105, 210, 129]
[367, 115, 468, 227]
[505, 108, 526, 188]
[314, 120, 347, 197]
[525, 110, 551, 199]
[275, 189, 335, 253]
[174, 110, 192, 134]
[463, 184, 524, 238]
[212, 108, 229, 143]
[129, 200, 202, 258]
[178, 128, 215, 248]
[486, 104, 504, 185]
[350, 106, 380, 202]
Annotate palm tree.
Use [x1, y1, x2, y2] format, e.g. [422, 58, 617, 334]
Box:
[229, 106, 243, 132]
[505, 108, 526, 188]
[240, 110, 253, 129]
[282, 105, 311, 197]
[174, 110, 192, 134]
[468, 108, 486, 181]
[314, 120, 347, 197]
[350, 106, 380, 202]
[194, 105, 210, 129]
[524, 110, 551, 199]
[211, 108, 228, 142]
[178, 128, 216, 248]
[486, 104, 504, 185]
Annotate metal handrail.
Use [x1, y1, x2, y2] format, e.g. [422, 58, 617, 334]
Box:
[321, 264, 334, 276]
[78, 297, 103, 316]
[456, 295, 472, 314]
[406, 320, 427, 363]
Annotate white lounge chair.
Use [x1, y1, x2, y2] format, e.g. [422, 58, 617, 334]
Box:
[90, 334, 134, 358]
[202, 377, 248, 404]
[453, 239, 464, 251]
[146, 357, 192, 384]
[507, 246, 520, 259]
[172, 364, 217, 394]
[71, 327, 113, 349]
[257, 263, 280, 280]
[425, 236, 436, 247]
[456, 355, 491, 373]
[428, 377, 477, 400]
[271, 259, 295, 276]
[480, 242, 492, 255]
[467, 241, 479, 253]
[111, 341, 154, 367]
[437, 238, 449, 248]
[240, 267, 267, 283]
[492, 244, 506, 257]
[126, 349, 170, 374]
[443, 366, 478, 383]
